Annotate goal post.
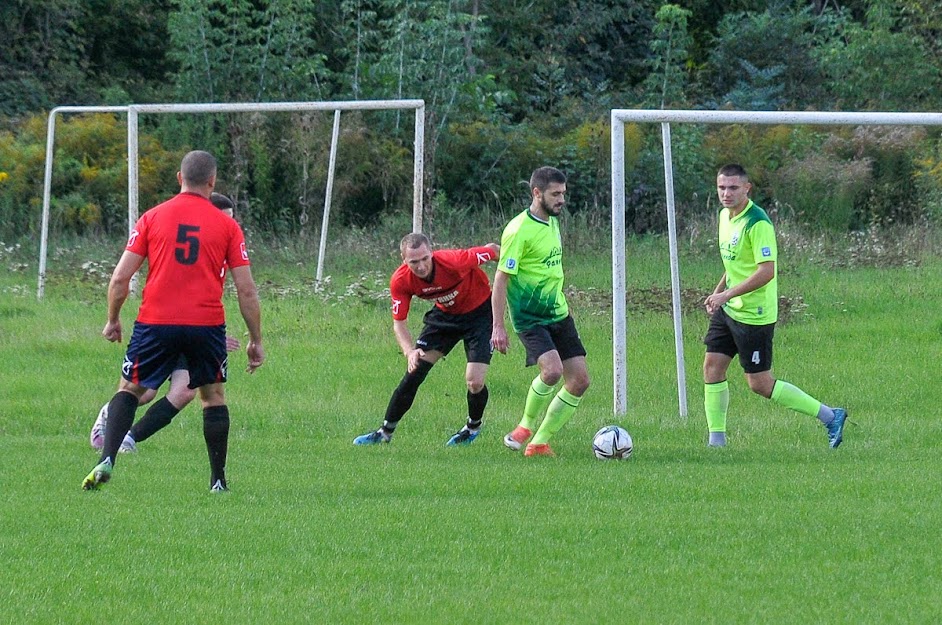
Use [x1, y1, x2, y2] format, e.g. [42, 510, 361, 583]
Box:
[38, 99, 426, 298]
[611, 109, 942, 418]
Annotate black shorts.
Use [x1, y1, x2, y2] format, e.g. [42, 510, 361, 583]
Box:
[517, 314, 587, 367]
[703, 307, 774, 374]
[123, 322, 228, 389]
[415, 298, 493, 364]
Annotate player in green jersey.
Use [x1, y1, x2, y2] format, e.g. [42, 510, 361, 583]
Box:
[703, 164, 847, 448]
[491, 166, 590, 457]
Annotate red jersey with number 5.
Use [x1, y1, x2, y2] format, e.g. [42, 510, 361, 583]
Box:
[389, 247, 495, 321]
[127, 192, 250, 325]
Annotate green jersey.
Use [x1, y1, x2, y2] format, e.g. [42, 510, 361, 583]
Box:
[718, 200, 778, 325]
[498, 209, 568, 332]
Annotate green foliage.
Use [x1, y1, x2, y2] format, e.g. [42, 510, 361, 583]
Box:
[814, 0, 942, 110]
[438, 112, 614, 218]
[706, 5, 826, 109]
[168, 0, 330, 103]
[774, 153, 870, 231]
[642, 4, 693, 109]
[0, 113, 181, 239]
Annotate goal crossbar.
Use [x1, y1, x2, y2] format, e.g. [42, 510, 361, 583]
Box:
[38, 99, 426, 298]
[611, 108, 942, 417]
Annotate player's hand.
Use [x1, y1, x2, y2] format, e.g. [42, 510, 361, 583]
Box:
[246, 341, 265, 373]
[490, 327, 509, 354]
[225, 335, 241, 352]
[407, 348, 425, 373]
[704, 292, 726, 315]
[102, 320, 122, 343]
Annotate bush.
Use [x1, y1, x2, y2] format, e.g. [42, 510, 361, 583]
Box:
[0, 113, 181, 239]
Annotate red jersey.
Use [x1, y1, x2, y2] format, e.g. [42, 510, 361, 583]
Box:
[127, 192, 250, 325]
[389, 247, 495, 320]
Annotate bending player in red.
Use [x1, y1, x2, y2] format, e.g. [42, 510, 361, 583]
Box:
[353, 233, 499, 446]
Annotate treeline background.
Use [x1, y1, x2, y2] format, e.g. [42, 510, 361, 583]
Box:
[2, 0, 942, 241]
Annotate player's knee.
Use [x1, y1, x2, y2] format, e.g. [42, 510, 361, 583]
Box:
[167, 387, 197, 407]
[567, 373, 590, 396]
[466, 378, 485, 394]
[746, 376, 773, 398]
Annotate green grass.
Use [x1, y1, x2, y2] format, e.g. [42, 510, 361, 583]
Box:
[2, 233, 942, 624]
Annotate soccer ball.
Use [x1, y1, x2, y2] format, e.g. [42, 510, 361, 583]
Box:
[592, 425, 633, 460]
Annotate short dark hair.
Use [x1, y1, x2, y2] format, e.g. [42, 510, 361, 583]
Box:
[180, 150, 217, 186]
[210, 192, 234, 212]
[400, 232, 431, 256]
[718, 163, 748, 179]
[529, 166, 567, 192]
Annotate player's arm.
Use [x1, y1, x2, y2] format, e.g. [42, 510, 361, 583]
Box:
[705, 264, 775, 314]
[230, 264, 265, 373]
[103, 250, 145, 343]
[490, 270, 510, 354]
[704, 272, 727, 315]
[393, 318, 424, 373]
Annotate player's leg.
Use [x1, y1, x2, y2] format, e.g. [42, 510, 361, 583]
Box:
[703, 309, 737, 447]
[83, 323, 177, 490]
[197, 383, 229, 491]
[736, 319, 846, 447]
[447, 303, 494, 446]
[89, 387, 157, 451]
[446, 362, 488, 445]
[354, 351, 440, 444]
[186, 325, 231, 491]
[355, 311, 455, 445]
[503, 325, 559, 451]
[128, 368, 196, 446]
[528, 317, 589, 456]
[83, 380, 149, 490]
[756, 373, 846, 448]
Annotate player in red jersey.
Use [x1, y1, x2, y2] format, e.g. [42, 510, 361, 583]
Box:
[82, 151, 264, 492]
[353, 233, 499, 446]
[88, 193, 241, 454]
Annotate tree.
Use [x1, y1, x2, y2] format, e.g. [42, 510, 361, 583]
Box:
[814, 0, 942, 110]
[642, 4, 693, 109]
[0, 0, 90, 117]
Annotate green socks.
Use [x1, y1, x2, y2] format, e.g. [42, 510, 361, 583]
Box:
[770, 380, 822, 418]
[531, 388, 582, 445]
[704, 380, 729, 433]
[520, 375, 555, 432]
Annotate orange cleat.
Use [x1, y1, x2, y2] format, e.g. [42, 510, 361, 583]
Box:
[503, 426, 532, 451]
[524, 443, 555, 457]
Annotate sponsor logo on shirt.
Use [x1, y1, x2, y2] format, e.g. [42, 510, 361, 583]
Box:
[506, 258, 516, 269]
[434, 290, 459, 306]
[761, 246, 771, 257]
[543, 246, 562, 268]
[127, 229, 140, 248]
[392, 298, 402, 315]
[240, 242, 249, 261]
[476, 252, 490, 264]
[730, 231, 740, 247]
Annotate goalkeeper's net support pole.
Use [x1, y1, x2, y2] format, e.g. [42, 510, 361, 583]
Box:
[611, 109, 942, 418]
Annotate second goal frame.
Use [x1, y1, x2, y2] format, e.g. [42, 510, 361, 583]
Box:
[611, 109, 942, 418]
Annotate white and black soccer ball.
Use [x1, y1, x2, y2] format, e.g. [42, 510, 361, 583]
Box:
[592, 425, 633, 460]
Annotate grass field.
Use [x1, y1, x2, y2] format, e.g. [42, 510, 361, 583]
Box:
[2, 230, 942, 624]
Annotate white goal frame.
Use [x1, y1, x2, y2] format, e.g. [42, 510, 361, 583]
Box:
[611, 109, 942, 417]
[37, 99, 426, 298]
